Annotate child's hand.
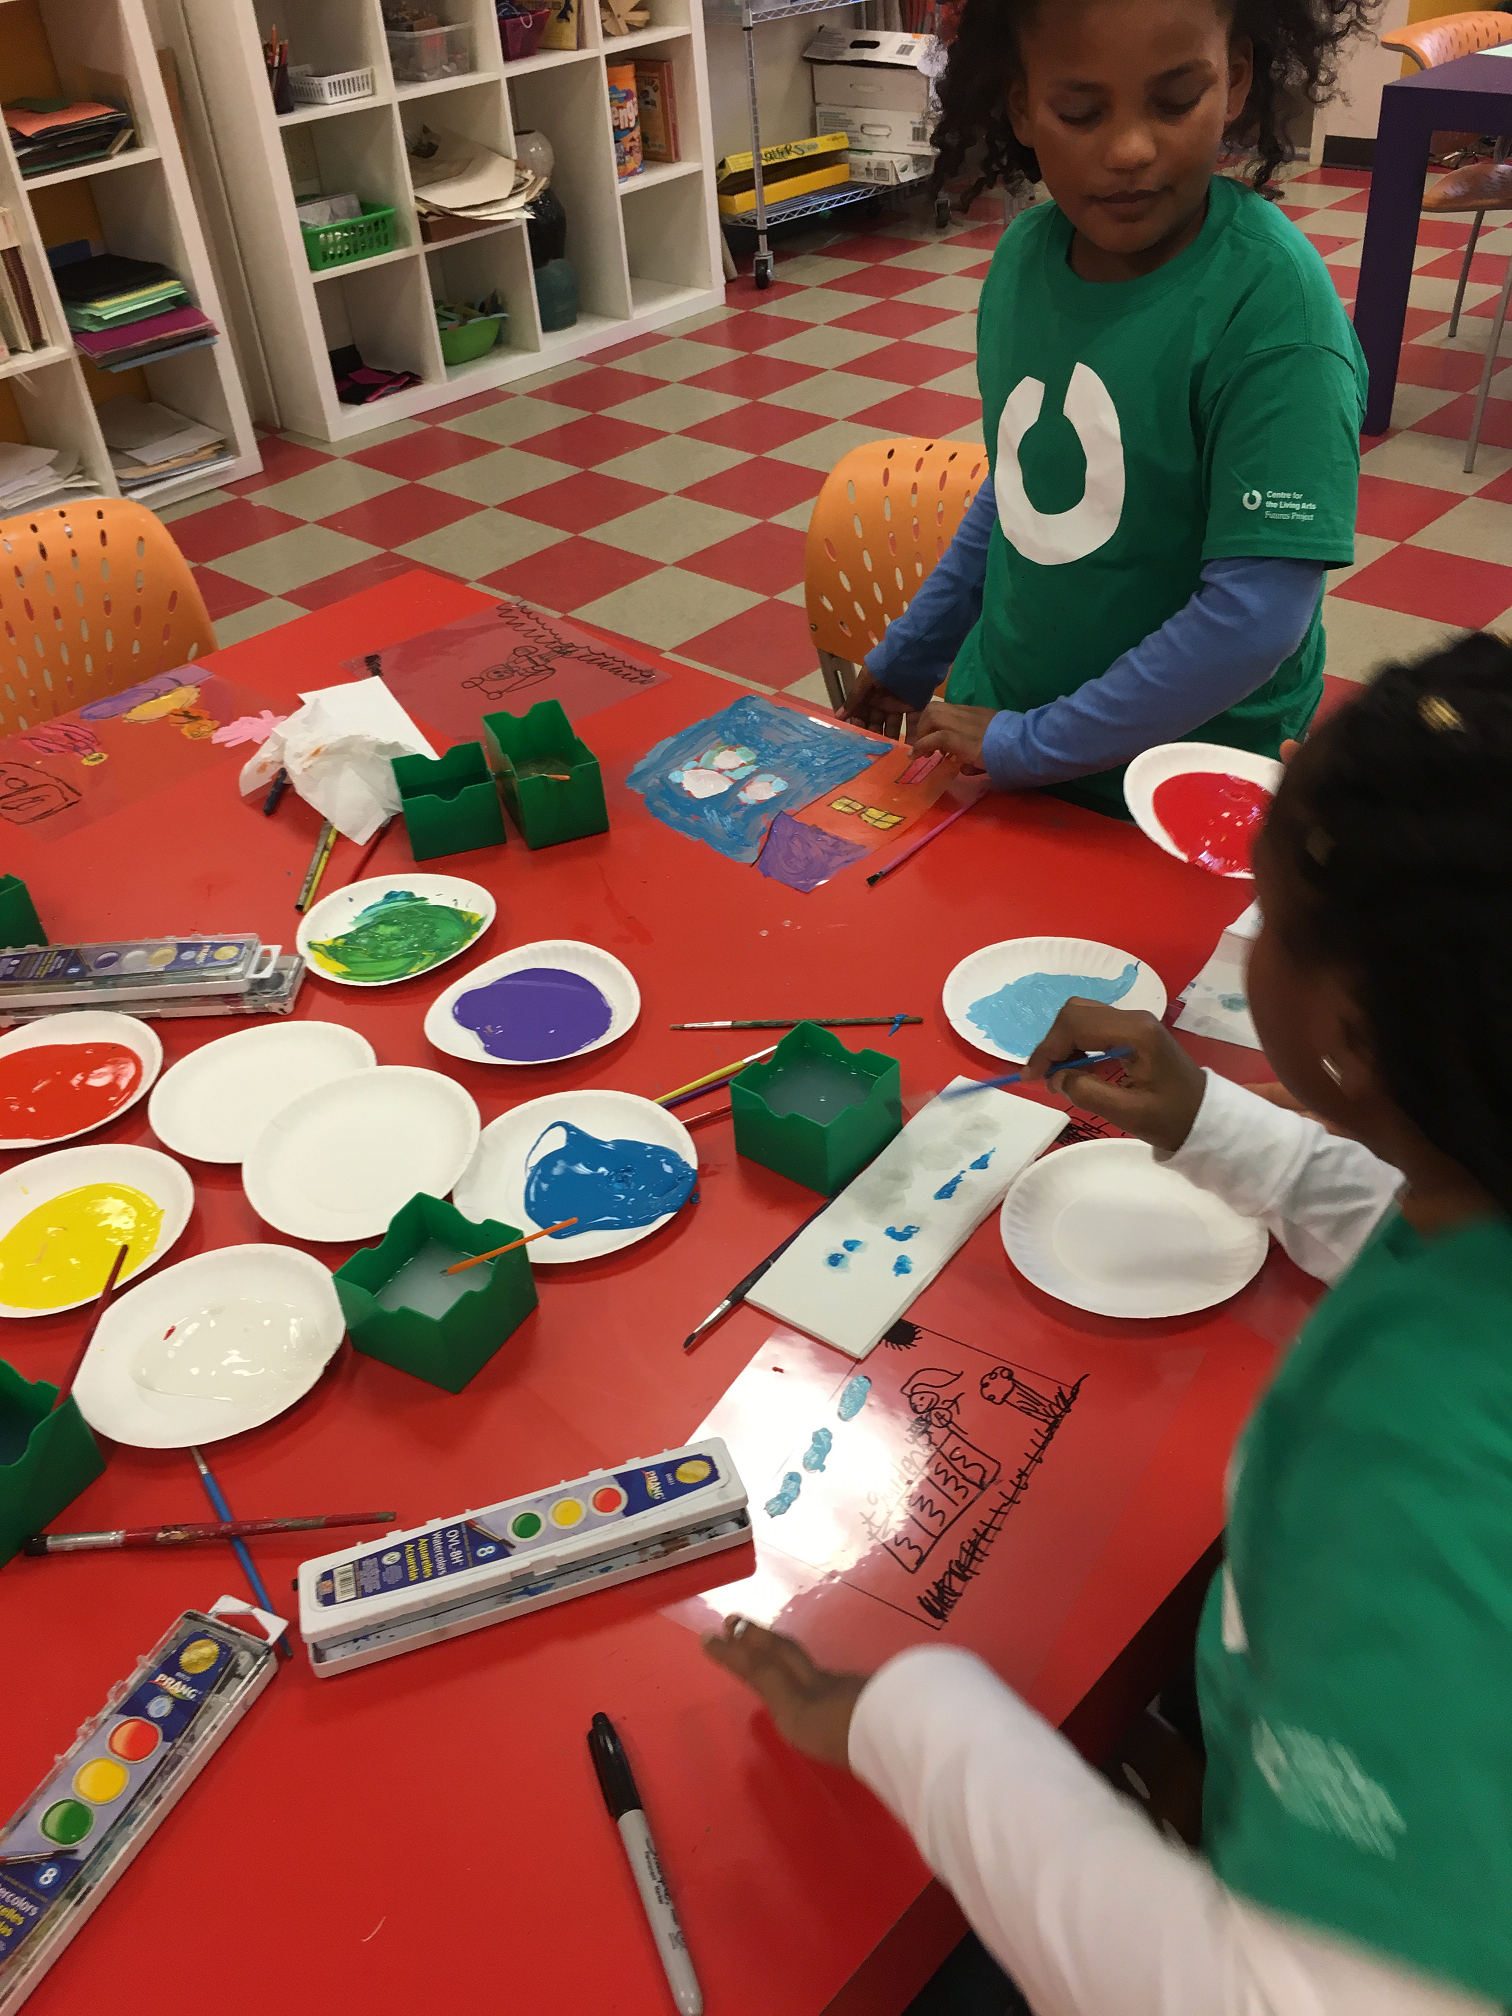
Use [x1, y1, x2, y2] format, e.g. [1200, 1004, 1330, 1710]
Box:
[839, 669, 916, 739]
[908, 701, 998, 767]
[702, 1616, 865, 1769]
[1023, 1002, 1206, 1154]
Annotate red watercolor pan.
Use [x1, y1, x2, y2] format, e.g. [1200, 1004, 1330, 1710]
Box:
[0, 1012, 163, 1150]
[1123, 742, 1283, 882]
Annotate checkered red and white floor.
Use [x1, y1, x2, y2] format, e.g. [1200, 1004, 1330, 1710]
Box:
[163, 161, 1512, 702]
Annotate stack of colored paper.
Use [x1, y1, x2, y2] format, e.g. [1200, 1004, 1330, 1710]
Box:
[0, 441, 98, 514]
[3, 99, 134, 177]
[53, 253, 217, 371]
[96, 396, 232, 496]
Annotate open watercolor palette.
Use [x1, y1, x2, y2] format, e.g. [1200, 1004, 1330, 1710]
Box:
[1123, 742, 1282, 881]
[424, 940, 639, 1067]
[148, 1021, 376, 1163]
[72, 1245, 346, 1448]
[942, 937, 1167, 1066]
[0, 1012, 161, 1152]
[296, 875, 494, 988]
[0, 1145, 193, 1319]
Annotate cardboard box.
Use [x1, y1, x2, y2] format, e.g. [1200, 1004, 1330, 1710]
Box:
[716, 130, 849, 215]
[804, 26, 934, 116]
[816, 104, 932, 152]
[847, 147, 934, 187]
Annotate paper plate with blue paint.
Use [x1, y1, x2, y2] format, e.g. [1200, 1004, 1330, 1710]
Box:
[296, 874, 495, 989]
[452, 1089, 697, 1263]
[423, 940, 640, 1067]
[942, 936, 1167, 1065]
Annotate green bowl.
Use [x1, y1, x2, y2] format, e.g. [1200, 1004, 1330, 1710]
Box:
[439, 314, 505, 365]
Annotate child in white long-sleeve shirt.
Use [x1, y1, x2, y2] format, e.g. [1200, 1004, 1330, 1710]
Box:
[705, 630, 1512, 2016]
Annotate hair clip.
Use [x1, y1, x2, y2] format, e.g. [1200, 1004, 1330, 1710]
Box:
[1419, 695, 1465, 733]
[1305, 826, 1333, 867]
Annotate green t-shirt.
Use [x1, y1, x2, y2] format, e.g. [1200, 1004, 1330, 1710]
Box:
[950, 175, 1367, 815]
[1199, 1210, 1512, 2003]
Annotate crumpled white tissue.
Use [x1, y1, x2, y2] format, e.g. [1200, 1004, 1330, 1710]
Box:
[238, 679, 436, 844]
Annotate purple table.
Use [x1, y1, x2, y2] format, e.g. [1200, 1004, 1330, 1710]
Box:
[1356, 48, 1512, 434]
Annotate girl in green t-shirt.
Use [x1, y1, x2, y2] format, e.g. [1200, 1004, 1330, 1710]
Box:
[846, 0, 1374, 817]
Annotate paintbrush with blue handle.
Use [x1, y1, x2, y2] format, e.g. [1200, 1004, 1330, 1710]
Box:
[939, 1045, 1135, 1098]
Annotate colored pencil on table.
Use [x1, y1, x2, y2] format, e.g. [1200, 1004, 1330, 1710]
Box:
[23, 1512, 398, 1555]
[190, 1447, 292, 1659]
[867, 798, 978, 887]
[50, 1244, 129, 1414]
[295, 820, 338, 912]
[682, 1198, 832, 1353]
[683, 1103, 731, 1128]
[670, 1017, 922, 1030]
[444, 1219, 578, 1273]
[654, 1045, 777, 1105]
[938, 1046, 1135, 1098]
[262, 767, 289, 815]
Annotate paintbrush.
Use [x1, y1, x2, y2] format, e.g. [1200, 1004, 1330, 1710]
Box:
[50, 1243, 129, 1413]
[444, 1219, 578, 1273]
[683, 1103, 732, 1128]
[654, 1045, 778, 1105]
[24, 1511, 398, 1554]
[344, 816, 394, 887]
[682, 1198, 832, 1353]
[671, 1017, 922, 1030]
[938, 1046, 1135, 1097]
[867, 797, 979, 886]
[295, 820, 338, 912]
[190, 1447, 292, 1659]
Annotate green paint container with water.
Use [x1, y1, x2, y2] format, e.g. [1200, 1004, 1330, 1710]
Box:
[0, 1359, 106, 1567]
[391, 743, 507, 862]
[732, 1021, 901, 1196]
[334, 1193, 537, 1393]
[482, 700, 608, 849]
[0, 874, 45, 950]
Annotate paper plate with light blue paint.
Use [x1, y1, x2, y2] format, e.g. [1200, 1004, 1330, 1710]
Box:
[452, 1089, 697, 1263]
[942, 936, 1167, 1066]
[423, 940, 640, 1067]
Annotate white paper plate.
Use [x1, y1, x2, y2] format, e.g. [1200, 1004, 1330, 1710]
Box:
[71, 1244, 344, 1449]
[149, 1020, 377, 1164]
[244, 1066, 480, 1241]
[296, 874, 495, 988]
[453, 1088, 697, 1263]
[1000, 1138, 1268, 1318]
[0, 1012, 162, 1150]
[1124, 741, 1282, 881]
[0, 1144, 194, 1318]
[943, 937, 1167, 1065]
[424, 940, 640, 1067]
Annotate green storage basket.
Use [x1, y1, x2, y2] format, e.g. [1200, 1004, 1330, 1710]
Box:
[0, 1359, 106, 1568]
[482, 700, 608, 849]
[392, 741, 507, 861]
[731, 1021, 901, 1196]
[300, 201, 397, 273]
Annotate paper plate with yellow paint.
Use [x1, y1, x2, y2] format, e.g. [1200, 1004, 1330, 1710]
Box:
[0, 1145, 195, 1318]
[296, 875, 495, 989]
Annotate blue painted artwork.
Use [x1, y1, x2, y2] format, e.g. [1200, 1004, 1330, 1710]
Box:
[626, 695, 877, 865]
[802, 1428, 833, 1473]
[893, 1254, 914, 1276]
[970, 1150, 995, 1170]
[757, 811, 870, 894]
[837, 1375, 871, 1421]
[843, 1239, 863, 1252]
[826, 1238, 865, 1270]
[524, 1121, 697, 1237]
[967, 960, 1141, 1057]
[884, 1224, 920, 1243]
[765, 1471, 803, 1517]
[934, 1171, 966, 1201]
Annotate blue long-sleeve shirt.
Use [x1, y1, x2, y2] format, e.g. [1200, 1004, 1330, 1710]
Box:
[864, 474, 1325, 793]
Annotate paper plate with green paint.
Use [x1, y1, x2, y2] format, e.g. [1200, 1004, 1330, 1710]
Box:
[297, 875, 495, 989]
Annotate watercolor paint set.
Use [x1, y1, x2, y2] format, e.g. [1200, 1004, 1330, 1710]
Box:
[0, 1600, 281, 2013]
[299, 1440, 749, 1676]
[0, 936, 304, 1024]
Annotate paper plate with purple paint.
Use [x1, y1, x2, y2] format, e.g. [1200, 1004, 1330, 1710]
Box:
[452, 1088, 697, 1262]
[942, 937, 1167, 1066]
[423, 940, 640, 1067]
[296, 874, 495, 989]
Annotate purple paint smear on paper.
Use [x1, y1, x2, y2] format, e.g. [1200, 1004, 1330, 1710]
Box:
[452, 966, 613, 1062]
[757, 813, 871, 893]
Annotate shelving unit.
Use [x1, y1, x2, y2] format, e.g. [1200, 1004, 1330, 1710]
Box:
[0, 0, 260, 509]
[169, 0, 724, 443]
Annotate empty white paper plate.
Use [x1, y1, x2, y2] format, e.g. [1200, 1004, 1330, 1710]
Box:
[943, 937, 1167, 1065]
[1000, 1139, 1268, 1318]
[149, 1020, 377, 1163]
[0, 1011, 162, 1151]
[0, 1144, 194, 1318]
[453, 1088, 697, 1264]
[244, 1066, 480, 1241]
[425, 940, 640, 1067]
[296, 873, 495, 988]
[1124, 742, 1282, 881]
[71, 1244, 345, 1449]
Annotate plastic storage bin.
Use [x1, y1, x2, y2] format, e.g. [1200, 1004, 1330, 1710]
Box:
[731, 1021, 901, 1195]
[299, 201, 397, 272]
[387, 22, 473, 82]
[0, 874, 44, 949]
[482, 700, 608, 849]
[334, 1193, 538, 1393]
[392, 741, 507, 860]
[0, 1359, 107, 1568]
[288, 65, 376, 106]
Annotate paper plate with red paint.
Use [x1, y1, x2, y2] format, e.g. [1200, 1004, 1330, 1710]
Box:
[1123, 743, 1282, 881]
[0, 1012, 162, 1151]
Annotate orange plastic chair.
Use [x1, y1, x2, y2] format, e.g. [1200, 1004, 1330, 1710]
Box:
[1380, 10, 1512, 69]
[0, 497, 216, 736]
[805, 436, 987, 707]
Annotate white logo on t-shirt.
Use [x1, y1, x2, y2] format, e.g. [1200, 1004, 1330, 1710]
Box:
[996, 362, 1125, 567]
[1243, 489, 1263, 511]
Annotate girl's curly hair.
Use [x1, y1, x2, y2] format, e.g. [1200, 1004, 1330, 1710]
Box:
[932, 0, 1381, 204]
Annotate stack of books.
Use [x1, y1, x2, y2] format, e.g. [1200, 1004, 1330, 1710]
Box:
[0, 441, 98, 518]
[3, 99, 135, 178]
[51, 250, 218, 372]
[0, 209, 46, 362]
[97, 395, 233, 497]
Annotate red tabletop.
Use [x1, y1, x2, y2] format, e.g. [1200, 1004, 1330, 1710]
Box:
[0, 574, 1316, 2016]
